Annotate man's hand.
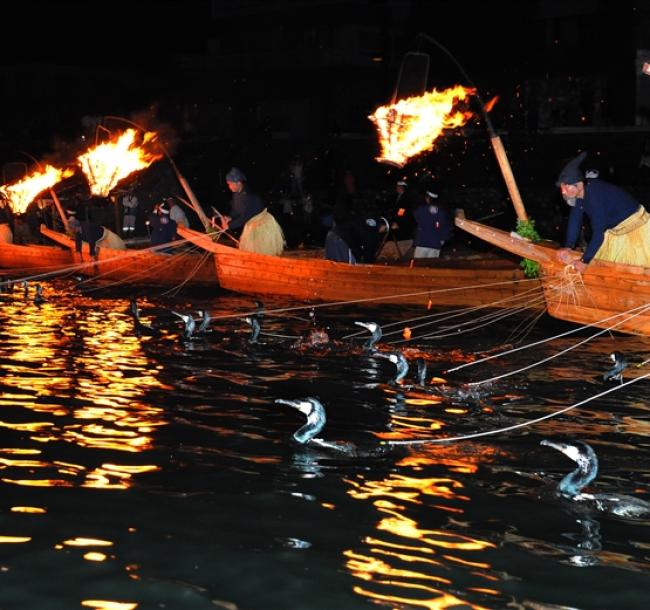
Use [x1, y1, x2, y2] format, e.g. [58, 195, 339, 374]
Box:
[557, 248, 579, 264]
[571, 259, 587, 273]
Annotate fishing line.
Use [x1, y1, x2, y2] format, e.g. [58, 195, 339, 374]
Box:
[468, 304, 650, 386]
[386, 369, 650, 446]
[447, 301, 650, 375]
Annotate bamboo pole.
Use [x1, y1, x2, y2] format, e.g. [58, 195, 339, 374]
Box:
[20, 152, 69, 232]
[417, 33, 529, 222]
[103, 116, 212, 231]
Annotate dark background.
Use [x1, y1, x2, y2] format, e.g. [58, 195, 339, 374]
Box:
[2, 0, 650, 237]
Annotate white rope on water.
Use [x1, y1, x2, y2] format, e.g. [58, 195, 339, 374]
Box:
[390, 292, 548, 343]
[386, 369, 650, 446]
[446, 301, 650, 376]
[341, 281, 544, 341]
[467, 303, 650, 386]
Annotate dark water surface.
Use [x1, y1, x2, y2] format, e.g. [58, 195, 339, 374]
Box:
[1, 279, 650, 610]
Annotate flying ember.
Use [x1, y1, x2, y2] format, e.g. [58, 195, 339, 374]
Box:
[369, 85, 475, 166]
[77, 128, 162, 197]
[0, 165, 73, 215]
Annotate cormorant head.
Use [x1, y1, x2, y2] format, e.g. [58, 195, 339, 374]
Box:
[541, 439, 599, 496]
[275, 397, 326, 444]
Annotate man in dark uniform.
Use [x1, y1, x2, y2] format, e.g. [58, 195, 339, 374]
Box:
[220, 167, 264, 240]
[556, 151, 650, 271]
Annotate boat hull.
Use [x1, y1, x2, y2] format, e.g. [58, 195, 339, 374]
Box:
[455, 215, 650, 336]
[0, 241, 73, 275]
[41, 226, 216, 288]
[177, 226, 542, 307]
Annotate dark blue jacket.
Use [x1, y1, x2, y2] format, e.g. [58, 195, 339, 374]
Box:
[229, 189, 264, 231]
[75, 220, 104, 255]
[413, 203, 452, 249]
[565, 179, 641, 262]
[150, 215, 178, 247]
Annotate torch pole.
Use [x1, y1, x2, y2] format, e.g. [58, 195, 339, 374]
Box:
[20, 151, 70, 232]
[103, 116, 212, 231]
[417, 33, 528, 222]
[49, 189, 69, 233]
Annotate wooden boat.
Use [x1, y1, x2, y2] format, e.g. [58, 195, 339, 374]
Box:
[40, 226, 216, 288]
[0, 240, 73, 276]
[455, 213, 650, 336]
[176, 225, 543, 307]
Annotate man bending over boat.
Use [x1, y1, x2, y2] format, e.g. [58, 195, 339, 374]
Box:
[556, 151, 650, 272]
[67, 207, 125, 260]
[221, 167, 284, 256]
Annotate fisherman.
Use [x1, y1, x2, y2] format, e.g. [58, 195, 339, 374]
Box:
[167, 196, 189, 228]
[556, 151, 650, 271]
[0, 198, 13, 244]
[149, 201, 178, 251]
[221, 167, 284, 255]
[70, 208, 104, 259]
[220, 167, 263, 240]
[412, 189, 452, 259]
[121, 188, 139, 235]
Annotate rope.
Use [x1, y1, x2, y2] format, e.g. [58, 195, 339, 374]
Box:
[385, 369, 650, 446]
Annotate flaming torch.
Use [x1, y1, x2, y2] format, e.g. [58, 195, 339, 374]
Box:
[0, 165, 73, 215]
[369, 85, 475, 167]
[77, 128, 162, 197]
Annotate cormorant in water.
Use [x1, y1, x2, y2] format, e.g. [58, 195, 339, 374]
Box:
[275, 397, 373, 456]
[415, 358, 427, 386]
[129, 299, 159, 337]
[376, 350, 409, 384]
[172, 310, 195, 340]
[541, 439, 650, 519]
[602, 352, 628, 384]
[33, 283, 45, 305]
[244, 316, 261, 344]
[196, 309, 212, 334]
[354, 321, 382, 352]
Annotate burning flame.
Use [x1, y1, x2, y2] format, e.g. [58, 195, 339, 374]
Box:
[77, 128, 162, 197]
[369, 85, 475, 166]
[0, 165, 73, 215]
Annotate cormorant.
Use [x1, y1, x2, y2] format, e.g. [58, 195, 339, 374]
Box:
[275, 397, 362, 456]
[33, 283, 45, 305]
[602, 352, 628, 384]
[541, 439, 650, 519]
[244, 315, 261, 344]
[355, 321, 382, 351]
[196, 309, 212, 334]
[376, 350, 409, 384]
[416, 357, 427, 386]
[129, 299, 158, 337]
[172, 310, 195, 340]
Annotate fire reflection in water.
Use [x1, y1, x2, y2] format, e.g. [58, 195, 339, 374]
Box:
[342, 398, 504, 609]
[0, 293, 165, 490]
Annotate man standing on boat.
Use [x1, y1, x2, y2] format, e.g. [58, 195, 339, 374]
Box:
[121, 188, 139, 235]
[556, 151, 650, 272]
[412, 189, 452, 259]
[149, 201, 178, 252]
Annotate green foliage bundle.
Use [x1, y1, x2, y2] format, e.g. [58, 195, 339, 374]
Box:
[515, 219, 541, 278]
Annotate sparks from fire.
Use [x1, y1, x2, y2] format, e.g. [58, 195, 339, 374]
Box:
[369, 85, 475, 167]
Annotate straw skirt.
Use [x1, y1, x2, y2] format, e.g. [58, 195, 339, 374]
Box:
[594, 206, 650, 267]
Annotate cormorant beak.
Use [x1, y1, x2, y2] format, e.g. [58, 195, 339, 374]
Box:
[540, 439, 581, 463]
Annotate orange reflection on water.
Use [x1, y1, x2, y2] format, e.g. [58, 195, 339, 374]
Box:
[0, 295, 167, 489]
[344, 449, 502, 608]
[81, 600, 138, 610]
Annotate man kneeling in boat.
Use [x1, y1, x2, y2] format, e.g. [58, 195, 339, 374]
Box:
[220, 167, 284, 256]
[556, 151, 650, 272]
